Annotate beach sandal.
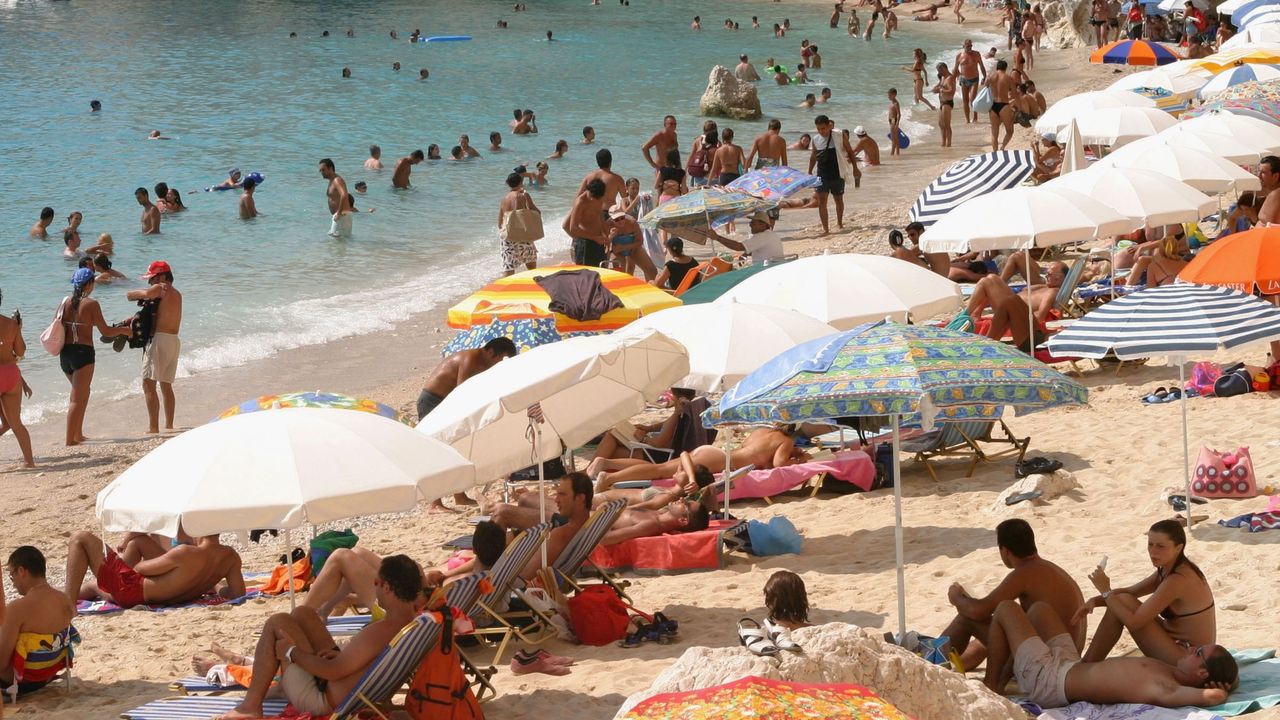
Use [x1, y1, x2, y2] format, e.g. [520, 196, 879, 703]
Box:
[946, 311, 974, 333]
[738, 618, 780, 656]
[1005, 489, 1044, 505]
[762, 617, 802, 652]
[1015, 457, 1062, 478]
[1162, 388, 1183, 403]
[652, 612, 679, 639]
[1141, 387, 1168, 404]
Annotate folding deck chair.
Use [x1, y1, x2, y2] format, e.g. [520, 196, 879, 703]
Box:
[900, 419, 1030, 480]
[3, 626, 79, 706]
[469, 522, 555, 666]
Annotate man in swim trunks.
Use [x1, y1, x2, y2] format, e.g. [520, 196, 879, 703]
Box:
[30, 207, 54, 239]
[392, 149, 424, 189]
[955, 39, 986, 123]
[641, 115, 679, 179]
[601, 496, 712, 545]
[486, 472, 594, 580]
[127, 260, 183, 434]
[64, 531, 245, 610]
[746, 119, 788, 169]
[136, 187, 161, 235]
[363, 145, 382, 170]
[965, 261, 1066, 352]
[808, 115, 852, 235]
[986, 600, 1235, 709]
[0, 546, 74, 696]
[987, 59, 1016, 151]
[319, 158, 356, 238]
[941, 519, 1085, 686]
[565, 178, 612, 267]
[578, 148, 627, 209]
[215, 556, 422, 720]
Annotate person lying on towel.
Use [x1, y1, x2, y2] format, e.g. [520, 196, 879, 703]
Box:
[588, 425, 809, 490]
[600, 496, 713, 546]
[64, 530, 245, 610]
[0, 546, 75, 697]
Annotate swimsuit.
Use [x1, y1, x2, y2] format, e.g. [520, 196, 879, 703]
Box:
[611, 233, 637, 257]
[328, 211, 354, 238]
[0, 364, 19, 394]
[941, 98, 955, 107]
[416, 389, 445, 421]
[991, 101, 1009, 115]
[59, 344, 94, 376]
[754, 157, 780, 169]
[501, 238, 538, 272]
[1013, 633, 1079, 709]
[281, 664, 333, 715]
[143, 331, 180, 384]
[718, 172, 742, 186]
[812, 133, 845, 196]
[572, 237, 608, 267]
[959, 76, 978, 87]
[665, 259, 700, 291]
[96, 551, 146, 608]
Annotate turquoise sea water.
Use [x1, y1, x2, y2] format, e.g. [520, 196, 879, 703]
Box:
[0, 0, 967, 423]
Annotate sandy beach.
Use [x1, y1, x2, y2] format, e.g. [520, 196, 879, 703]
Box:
[4, 2, 1280, 719]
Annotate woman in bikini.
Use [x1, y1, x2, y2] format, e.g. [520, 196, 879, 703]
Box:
[55, 268, 132, 446]
[0, 291, 35, 468]
[909, 49, 936, 110]
[1123, 233, 1189, 288]
[933, 62, 956, 147]
[1074, 519, 1216, 665]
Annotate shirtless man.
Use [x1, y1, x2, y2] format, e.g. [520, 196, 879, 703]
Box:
[591, 425, 807, 489]
[564, 179, 611, 268]
[215, 556, 422, 720]
[709, 128, 747, 186]
[601, 496, 712, 545]
[458, 135, 482, 158]
[955, 39, 986, 123]
[747, 119, 789, 169]
[319, 158, 356, 238]
[126, 260, 183, 434]
[735, 54, 761, 82]
[641, 115, 680, 177]
[136, 188, 161, 235]
[64, 531, 245, 610]
[238, 177, 259, 219]
[987, 59, 1016, 150]
[966, 261, 1066, 352]
[986, 601, 1235, 710]
[942, 519, 1085, 686]
[363, 145, 383, 170]
[486, 473, 594, 580]
[392, 149, 424, 189]
[887, 88, 903, 156]
[513, 109, 538, 135]
[578, 148, 627, 209]
[852, 127, 881, 166]
[30, 207, 54, 239]
[490, 131, 504, 152]
[1254, 155, 1280, 224]
[0, 547, 75, 697]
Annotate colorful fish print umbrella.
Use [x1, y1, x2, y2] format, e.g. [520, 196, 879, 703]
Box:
[640, 187, 776, 230]
[442, 315, 564, 356]
[726, 166, 822, 201]
[215, 391, 413, 427]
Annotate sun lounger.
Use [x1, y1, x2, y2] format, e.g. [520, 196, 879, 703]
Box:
[121, 697, 290, 719]
[546, 498, 628, 596]
[659, 453, 876, 501]
[469, 522, 554, 667]
[900, 419, 1029, 480]
[588, 518, 748, 575]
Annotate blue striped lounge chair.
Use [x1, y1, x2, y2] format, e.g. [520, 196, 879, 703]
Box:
[546, 499, 628, 598]
[900, 419, 1030, 480]
[470, 522, 554, 666]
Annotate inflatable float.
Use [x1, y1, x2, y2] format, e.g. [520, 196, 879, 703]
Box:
[205, 171, 264, 192]
[888, 129, 910, 149]
[420, 35, 472, 42]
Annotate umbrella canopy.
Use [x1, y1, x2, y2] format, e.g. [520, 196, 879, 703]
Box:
[1199, 63, 1280, 98]
[1159, 0, 1208, 10]
[1044, 166, 1215, 225]
[725, 166, 821, 201]
[1219, 0, 1262, 15]
[1179, 226, 1280, 293]
[1098, 138, 1262, 193]
[1036, 90, 1156, 136]
[1188, 48, 1280, 73]
[1221, 29, 1280, 50]
[419, 330, 689, 481]
[918, 186, 1139, 253]
[614, 301, 839, 393]
[1155, 123, 1264, 162]
[674, 261, 782, 305]
[1238, 7, 1280, 28]
[97, 408, 476, 537]
[908, 150, 1036, 227]
[447, 265, 681, 334]
[1185, 96, 1280, 124]
[1062, 119, 1089, 174]
[1091, 39, 1182, 66]
[442, 314, 563, 356]
[640, 187, 776, 230]
[711, 254, 963, 329]
[215, 391, 413, 427]
[623, 676, 912, 720]
[1109, 66, 1211, 96]
[1194, 76, 1280, 103]
[1175, 110, 1280, 152]
[1072, 105, 1178, 147]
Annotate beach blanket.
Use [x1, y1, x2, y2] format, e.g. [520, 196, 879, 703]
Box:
[1039, 704, 1221, 720]
[122, 696, 288, 720]
[588, 519, 742, 574]
[76, 590, 259, 615]
[1218, 511, 1280, 532]
[650, 451, 875, 500]
[1206, 650, 1280, 716]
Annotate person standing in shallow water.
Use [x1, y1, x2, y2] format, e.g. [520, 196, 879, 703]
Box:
[55, 269, 131, 447]
[319, 158, 355, 238]
[0, 296, 35, 468]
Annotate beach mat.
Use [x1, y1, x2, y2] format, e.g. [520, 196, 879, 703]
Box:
[122, 696, 287, 719]
[1207, 650, 1280, 716]
[589, 519, 742, 574]
[168, 676, 242, 695]
[1038, 704, 1221, 720]
[77, 590, 259, 615]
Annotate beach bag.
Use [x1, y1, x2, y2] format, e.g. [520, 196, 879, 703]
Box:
[567, 585, 630, 646]
[973, 86, 993, 114]
[1193, 446, 1257, 498]
[40, 298, 67, 356]
[746, 516, 804, 556]
[404, 609, 484, 720]
[1213, 364, 1253, 398]
[500, 193, 544, 243]
[308, 529, 359, 577]
[1187, 361, 1221, 397]
[686, 145, 711, 178]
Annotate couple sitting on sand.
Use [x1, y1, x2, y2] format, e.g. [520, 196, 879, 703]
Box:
[942, 519, 1233, 710]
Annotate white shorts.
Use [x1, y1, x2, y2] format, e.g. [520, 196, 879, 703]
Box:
[281, 663, 333, 715]
[142, 332, 180, 384]
[501, 239, 537, 272]
[329, 212, 354, 238]
[1013, 633, 1079, 709]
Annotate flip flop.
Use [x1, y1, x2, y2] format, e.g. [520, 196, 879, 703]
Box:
[1141, 387, 1169, 404]
[762, 617, 802, 653]
[1015, 457, 1062, 478]
[738, 618, 780, 656]
[1006, 489, 1044, 505]
[1162, 388, 1183, 403]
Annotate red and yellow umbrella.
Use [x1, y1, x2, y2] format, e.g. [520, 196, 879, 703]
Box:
[447, 265, 681, 333]
[623, 676, 914, 720]
[1179, 226, 1280, 294]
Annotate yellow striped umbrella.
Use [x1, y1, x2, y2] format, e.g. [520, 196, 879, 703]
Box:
[447, 265, 681, 333]
[1187, 48, 1280, 74]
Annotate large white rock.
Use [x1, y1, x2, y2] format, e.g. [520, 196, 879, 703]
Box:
[612, 623, 1025, 720]
[989, 469, 1081, 516]
[1041, 0, 1097, 49]
[699, 65, 763, 121]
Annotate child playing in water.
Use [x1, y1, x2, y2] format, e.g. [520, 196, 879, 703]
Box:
[83, 233, 113, 256]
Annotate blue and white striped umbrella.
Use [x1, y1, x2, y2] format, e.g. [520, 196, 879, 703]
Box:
[908, 151, 1036, 227]
[1199, 63, 1280, 100]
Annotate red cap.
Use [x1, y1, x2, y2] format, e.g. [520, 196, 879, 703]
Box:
[142, 260, 172, 279]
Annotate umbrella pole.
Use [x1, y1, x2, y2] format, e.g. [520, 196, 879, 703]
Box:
[285, 529, 296, 612]
[533, 418, 548, 568]
[722, 428, 733, 516]
[892, 414, 906, 641]
[1179, 360, 1192, 531]
[1025, 247, 1035, 353]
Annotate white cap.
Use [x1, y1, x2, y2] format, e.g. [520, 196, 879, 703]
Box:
[854, 126, 867, 136]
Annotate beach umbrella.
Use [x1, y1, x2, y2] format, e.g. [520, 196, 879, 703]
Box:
[1098, 138, 1262, 193]
[1036, 90, 1156, 137]
[1090, 39, 1182, 66]
[1153, 124, 1263, 163]
[1218, 0, 1262, 15]
[1159, 0, 1207, 10]
[622, 676, 913, 720]
[1062, 119, 1089, 174]
[1238, 7, 1280, 28]
[1185, 96, 1280, 125]
[1047, 285, 1280, 527]
[214, 391, 413, 427]
[674, 260, 787, 305]
[1109, 66, 1211, 96]
[442, 314, 563, 356]
[1176, 110, 1280, 152]
[908, 150, 1036, 227]
[1193, 76, 1280, 104]
[1221, 30, 1280, 50]
[1045, 166, 1215, 225]
[446, 265, 681, 334]
[711, 253, 963, 329]
[1198, 63, 1280, 98]
[725, 166, 821, 201]
[1179, 226, 1280, 293]
[639, 187, 776, 230]
[1188, 48, 1280, 73]
[918, 186, 1138, 253]
[1072, 105, 1178, 147]
[705, 320, 1088, 638]
[613, 301, 838, 393]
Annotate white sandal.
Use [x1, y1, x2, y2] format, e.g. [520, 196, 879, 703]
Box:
[737, 618, 780, 656]
[762, 617, 802, 653]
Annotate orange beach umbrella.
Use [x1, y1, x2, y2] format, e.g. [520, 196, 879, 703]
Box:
[1179, 226, 1280, 294]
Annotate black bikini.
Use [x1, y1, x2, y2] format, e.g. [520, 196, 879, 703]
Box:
[1156, 564, 1214, 621]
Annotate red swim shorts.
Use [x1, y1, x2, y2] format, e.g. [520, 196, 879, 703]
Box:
[97, 551, 146, 608]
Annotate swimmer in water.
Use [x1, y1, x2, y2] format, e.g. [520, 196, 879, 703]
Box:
[147, 130, 171, 140]
[354, 181, 367, 193]
[458, 135, 482, 158]
[90, 99, 102, 112]
[513, 109, 537, 135]
[819, 87, 832, 103]
[800, 93, 817, 109]
[83, 232, 113, 256]
[393, 61, 401, 71]
[787, 133, 812, 151]
[365, 144, 383, 171]
[239, 177, 260, 219]
[533, 161, 550, 186]
[450, 146, 466, 161]
[546, 30, 555, 41]
[419, 68, 429, 80]
[548, 139, 569, 159]
[218, 168, 243, 190]
[490, 131, 504, 152]
[92, 254, 126, 283]
[62, 212, 83, 253]
[165, 188, 186, 212]
[427, 144, 442, 160]
[393, 149, 425, 188]
[341, 67, 352, 78]
[582, 126, 595, 144]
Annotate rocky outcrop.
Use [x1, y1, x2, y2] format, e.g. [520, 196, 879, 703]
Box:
[699, 65, 763, 121]
[612, 623, 1025, 720]
[1042, 0, 1097, 49]
[989, 469, 1081, 516]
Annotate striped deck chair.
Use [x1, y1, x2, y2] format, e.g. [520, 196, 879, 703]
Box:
[4, 626, 79, 704]
[1053, 257, 1087, 318]
[470, 522, 553, 667]
[900, 419, 1030, 480]
[548, 499, 628, 599]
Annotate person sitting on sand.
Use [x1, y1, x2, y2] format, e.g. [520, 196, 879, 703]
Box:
[963, 261, 1066, 352]
[600, 495, 712, 545]
[1030, 134, 1063, 184]
[213, 555, 423, 720]
[765, 570, 811, 631]
[941, 519, 1085, 683]
[985, 600, 1235, 710]
[64, 530, 245, 610]
[1074, 519, 1217, 666]
[0, 546, 75, 697]
[588, 425, 808, 490]
[487, 472, 594, 580]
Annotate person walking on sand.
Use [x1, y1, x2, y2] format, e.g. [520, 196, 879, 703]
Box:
[54, 269, 132, 447]
[127, 261, 182, 436]
[136, 188, 160, 235]
[0, 296, 35, 468]
[955, 39, 986, 123]
[392, 149, 424, 189]
[498, 172, 540, 276]
[319, 158, 355, 238]
[987, 59, 1016, 150]
[909, 49, 936, 110]
[954, 0, 966, 23]
[934, 62, 956, 147]
[888, 88, 903, 157]
[808, 115, 852, 235]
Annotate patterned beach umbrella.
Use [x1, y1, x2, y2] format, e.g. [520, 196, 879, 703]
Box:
[215, 391, 413, 427]
[1091, 39, 1181, 66]
[1184, 97, 1280, 125]
[1188, 47, 1280, 73]
[1179, 226, 1280, 294]
[623, 676, 912, 720]
[725, 166, 821, 201]
[446, 265, 681, 334]
[909, 151, 1035, 227]
[640, 187, 776, 230]
[442, 314, 563, 357]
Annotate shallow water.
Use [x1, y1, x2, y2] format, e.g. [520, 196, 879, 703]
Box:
[0, 0, 967, 423]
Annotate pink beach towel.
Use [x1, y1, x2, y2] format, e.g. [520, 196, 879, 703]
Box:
[652, 451, 876, 500]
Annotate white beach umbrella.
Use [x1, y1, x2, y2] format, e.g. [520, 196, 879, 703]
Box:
[1160, 0, 1208, 10]
[1036, 90, 1156, 137]
[1239, 7, 1280, 28]
[1062, 119, 1089, 175]
[1218, 0, 1268, 16]
[1072, 106, 1178, 148]
[1098, 139, 1262, 193]
[1155, 124, 1264, 163]
[1177, 110, 1280, 152]
[613, 301, 839, 393]
[1045, 166, 1216, 225]
[918, 186, 1139, 253]
[96, 408, 476, 537]
[1221, 32, 1280, 51]
[710, 253, 963, 329]
[1108, 66, 1211, 96]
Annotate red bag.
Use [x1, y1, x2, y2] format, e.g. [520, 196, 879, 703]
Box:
[567, 585, 630, 646]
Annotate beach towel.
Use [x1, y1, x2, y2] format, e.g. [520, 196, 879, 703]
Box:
[76, 590, 259, 615]
[636, 192, 664, 271]
[650, 451, 875, 500]
[1218, 511, 1280, 532]
[535, 269, 622, 321]
[121, 696, 288, 720]
[1038, 703, 1222, 720]
[588, 519, 742, 574]
[1206, 650, 1280, 716]
[255, 555, 312, 595]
